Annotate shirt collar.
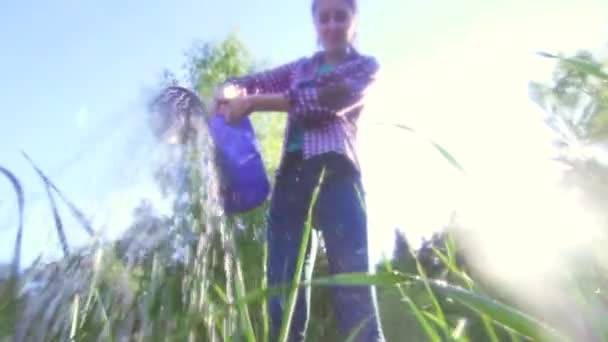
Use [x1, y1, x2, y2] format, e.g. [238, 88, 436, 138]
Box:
[301, 46, 360, 81]
[311, 45, 360, 64]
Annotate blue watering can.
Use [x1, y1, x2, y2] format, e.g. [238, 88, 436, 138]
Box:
[150, 86, 270, 214]
[206, 113, 270, 214]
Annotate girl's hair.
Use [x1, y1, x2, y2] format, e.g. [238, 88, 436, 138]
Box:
[311, 0, 357, 14]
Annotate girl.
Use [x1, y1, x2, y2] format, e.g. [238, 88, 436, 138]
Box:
[213, 0, 384, 340]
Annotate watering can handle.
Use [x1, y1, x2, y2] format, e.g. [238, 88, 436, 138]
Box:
[210, 83, 247, 115]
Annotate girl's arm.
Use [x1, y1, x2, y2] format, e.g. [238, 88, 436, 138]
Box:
[245, 81, 364, 114]
[245, 56, 379, 124]
[225, 58, 304, 95]
[246, 93, 290, 113]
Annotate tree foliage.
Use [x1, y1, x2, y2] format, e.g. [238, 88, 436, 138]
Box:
[184, 30, 257, 101]
[526, 45, 608, 341]
[528, 47, 608, 215]
[529, 49, 608, 152]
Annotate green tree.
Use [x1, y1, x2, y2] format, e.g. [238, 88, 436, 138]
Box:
[529, 47, 608, 221]
[529, 49, 608, 156]
[527, 46, 608, 341]
[184, 30, 256, 101]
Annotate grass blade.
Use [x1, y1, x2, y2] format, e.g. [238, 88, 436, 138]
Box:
[400, 290, 442, 342]
[234, 259, 256, 342]
[310, 271, 568, 341]
[69, 294, 80, 340]
[380, 262, 443, 341]
[537, 51, 608, 80]
[22, 151, 95, 236]
[0, 166, 25, 339]
[214, 285, 229, 304]
[262, 242, 269, 342]
[94, 289, 114, 342]
[311, 270, 442, 341]
[310, 271, 407, 287]
[428, 141, 466, 175]
[480, 314, 501, 342]
[421, 311, 448, 335]
[344, 317, 370, 342]
[373, 122, 467, 174]
[412, 251, 452, 339]
[432, 241, 501, 342]
[426, 280, 568, 342]
[0, 166, 24, 281]
[43, 181, 70, 257]
[278, 168, 325, 342]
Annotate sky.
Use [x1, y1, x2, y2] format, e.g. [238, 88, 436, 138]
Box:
[1, 0, 608, 268]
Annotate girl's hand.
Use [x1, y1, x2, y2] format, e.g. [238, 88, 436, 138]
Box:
[217, 96, 254, 124]
[210, 84, 246, 115]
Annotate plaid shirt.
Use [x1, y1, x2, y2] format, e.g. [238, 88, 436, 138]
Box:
[227, 48, 380, 174]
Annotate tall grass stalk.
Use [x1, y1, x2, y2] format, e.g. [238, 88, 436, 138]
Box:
[382, 262, 442, 341]
[431, 242, 501, 342]
[277, 168, 325, 342]
[235, 258, 256, 342]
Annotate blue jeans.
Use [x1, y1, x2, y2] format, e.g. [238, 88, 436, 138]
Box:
[266, 152, 385, 342]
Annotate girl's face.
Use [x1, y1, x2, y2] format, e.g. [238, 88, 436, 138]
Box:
[313, 0, 357, 54]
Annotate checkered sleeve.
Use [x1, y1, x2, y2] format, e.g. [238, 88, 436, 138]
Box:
[285, 56, 379, 125]
[226, 58, 303, 95]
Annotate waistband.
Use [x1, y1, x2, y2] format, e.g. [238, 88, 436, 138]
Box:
[278, 151, 360, 180]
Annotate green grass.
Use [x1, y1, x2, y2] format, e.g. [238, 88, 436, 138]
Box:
[1, 221, 584, 341]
